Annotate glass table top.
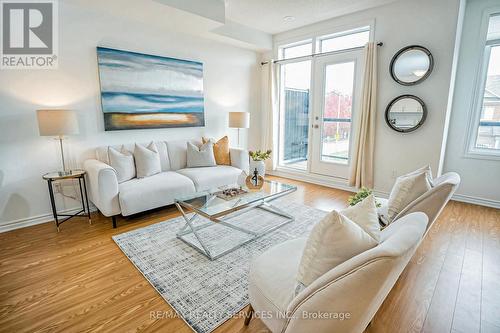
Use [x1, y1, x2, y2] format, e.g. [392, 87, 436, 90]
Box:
[42, 169, 86, 180]
[175, 180, 297, 217]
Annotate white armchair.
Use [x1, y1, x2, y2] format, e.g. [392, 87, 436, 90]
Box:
[247, 212, 429, 333]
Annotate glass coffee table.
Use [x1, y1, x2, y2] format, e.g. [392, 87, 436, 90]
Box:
[174, 180, 297, 260]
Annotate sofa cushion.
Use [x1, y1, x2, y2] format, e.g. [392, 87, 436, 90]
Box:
[203, 136, 231, 165]
[108, 146, 135, 183]
[186, 142, 216, 168]
[96, 141, 171, 172]
[134, 142, 162, 178]
[249, 238, 306, 332]
[166, 139, 201, 171]
[118, 172, 195, 216]
[176, 165, 242, 191]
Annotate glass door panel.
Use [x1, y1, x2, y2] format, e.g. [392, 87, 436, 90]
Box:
[278, 60, 311, 170]
[310, 52, 363, 178]
[321, 61, 355, 164]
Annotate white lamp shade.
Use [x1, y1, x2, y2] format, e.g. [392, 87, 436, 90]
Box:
[37, 109, 79, 136]
[228, 112, 250, 128]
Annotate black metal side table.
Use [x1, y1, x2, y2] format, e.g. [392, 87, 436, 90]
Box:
[43, 169, 91, 231]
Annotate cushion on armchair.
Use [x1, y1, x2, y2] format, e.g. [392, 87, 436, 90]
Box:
[296, 195, 380, 287]
[386, 165, 433, 223]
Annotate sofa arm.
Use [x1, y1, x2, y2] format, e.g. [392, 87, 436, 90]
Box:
[230, 148, 249, 173]
[83, 159, 121, 217]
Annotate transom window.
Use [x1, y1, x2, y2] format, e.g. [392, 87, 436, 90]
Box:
[318, 26, 370, 53]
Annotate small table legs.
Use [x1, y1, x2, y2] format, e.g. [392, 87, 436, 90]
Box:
[46, 174, 92, 231]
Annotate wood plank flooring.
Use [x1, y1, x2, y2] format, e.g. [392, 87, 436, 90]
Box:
[0, 176, 499, 333]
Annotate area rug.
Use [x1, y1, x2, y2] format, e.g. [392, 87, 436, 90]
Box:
[112, 200, 327, 333]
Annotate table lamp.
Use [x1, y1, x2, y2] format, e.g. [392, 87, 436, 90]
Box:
[37, 109, 79, 176]
[228, 112, 250, 147]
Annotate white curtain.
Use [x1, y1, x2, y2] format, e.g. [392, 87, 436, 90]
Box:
[349, 42, 378, 188]
[261, 60, 279, 171]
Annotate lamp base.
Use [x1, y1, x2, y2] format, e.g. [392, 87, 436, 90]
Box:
[58, 170, 73, 177]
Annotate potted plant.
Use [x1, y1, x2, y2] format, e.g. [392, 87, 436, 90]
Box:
[348, 187, 382, 207]
[249, 150, 271, 176]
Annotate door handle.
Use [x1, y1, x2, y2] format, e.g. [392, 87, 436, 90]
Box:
[313, 124, 319, 129]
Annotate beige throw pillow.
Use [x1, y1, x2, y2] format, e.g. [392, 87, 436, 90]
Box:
[202, 136, 231, 165]
[341, 194, 380, 242]
[134, 142, 161, 178]
[186, 142, 216, 168]
[108, 146, 135, 183]
[297, 209, 378, 287]
[386, 166, 433, 222]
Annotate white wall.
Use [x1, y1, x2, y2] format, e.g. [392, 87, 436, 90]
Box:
[0, 1, 261, 229]
[443, 0, 500, 206]
[271, 0, 461, 195]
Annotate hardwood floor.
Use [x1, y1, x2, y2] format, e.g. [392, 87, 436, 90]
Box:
[0, 176, 499, 333]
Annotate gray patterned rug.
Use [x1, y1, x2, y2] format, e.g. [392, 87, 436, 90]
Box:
[112, 200, 326, 333]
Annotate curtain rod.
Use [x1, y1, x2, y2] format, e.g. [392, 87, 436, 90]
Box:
[261, 42, 383, 65]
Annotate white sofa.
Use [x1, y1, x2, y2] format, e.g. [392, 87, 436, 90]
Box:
[248, 212, 428, 333]
[83, 139, 249, 228]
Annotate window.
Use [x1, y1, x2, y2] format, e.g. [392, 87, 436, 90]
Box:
[276, 24, 371, 173]
[469, 14, 500, 154]
[318, 26, 370, 53]
[280, 40, 312, 60]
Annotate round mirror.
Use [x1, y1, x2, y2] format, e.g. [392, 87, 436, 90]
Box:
[390, 45, 433, 85]
[385, 95, 427, 133]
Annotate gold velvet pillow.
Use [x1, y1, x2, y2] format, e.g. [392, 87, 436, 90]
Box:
[202, 136, 230, 165]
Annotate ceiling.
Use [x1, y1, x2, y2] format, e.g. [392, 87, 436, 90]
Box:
[68, 0, 401, 51]
[224, 0, 400, 35]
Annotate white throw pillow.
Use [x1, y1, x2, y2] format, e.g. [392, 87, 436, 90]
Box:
[134, 142, 161, 178]
[186, 142, 216, 168]
[108, 146, 135, 183]
[296, 210, 378, 287]
[386, 166, 433, 222]
[341, 194, 380, 242]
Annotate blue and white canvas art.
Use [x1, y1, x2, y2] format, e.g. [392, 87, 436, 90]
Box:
[96, 47, 204, 130]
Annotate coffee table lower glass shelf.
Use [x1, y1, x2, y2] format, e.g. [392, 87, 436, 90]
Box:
[174, 180, 297, 260]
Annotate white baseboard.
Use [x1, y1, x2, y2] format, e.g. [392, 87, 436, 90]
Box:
[268, 168, 357, 193]
[0, 205, 97, 233]
[451, 193, 500, 209]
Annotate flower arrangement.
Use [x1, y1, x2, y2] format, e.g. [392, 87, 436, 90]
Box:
[249, 150, 272, 161]
[348, 187, 381, 207]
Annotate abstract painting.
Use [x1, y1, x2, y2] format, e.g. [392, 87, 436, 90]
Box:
[96, 47, 204, 131]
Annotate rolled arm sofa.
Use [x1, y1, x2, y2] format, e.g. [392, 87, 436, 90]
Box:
[83, 139, 249, 227]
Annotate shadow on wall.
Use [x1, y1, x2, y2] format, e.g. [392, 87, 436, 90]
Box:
[1, 193, 30, 223]
[0, 111, 40, 145]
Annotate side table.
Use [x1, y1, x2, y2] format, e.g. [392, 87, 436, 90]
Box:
[43, 169, 91, 231]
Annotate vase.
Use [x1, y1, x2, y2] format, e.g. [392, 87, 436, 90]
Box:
[250, 160, 266, 177]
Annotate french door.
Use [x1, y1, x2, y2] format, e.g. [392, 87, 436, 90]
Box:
[309, 51, 364, 178]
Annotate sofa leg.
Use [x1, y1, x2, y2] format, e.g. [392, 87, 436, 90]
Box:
[244, 304, 254, 326]
[112, 216, 117, 228]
